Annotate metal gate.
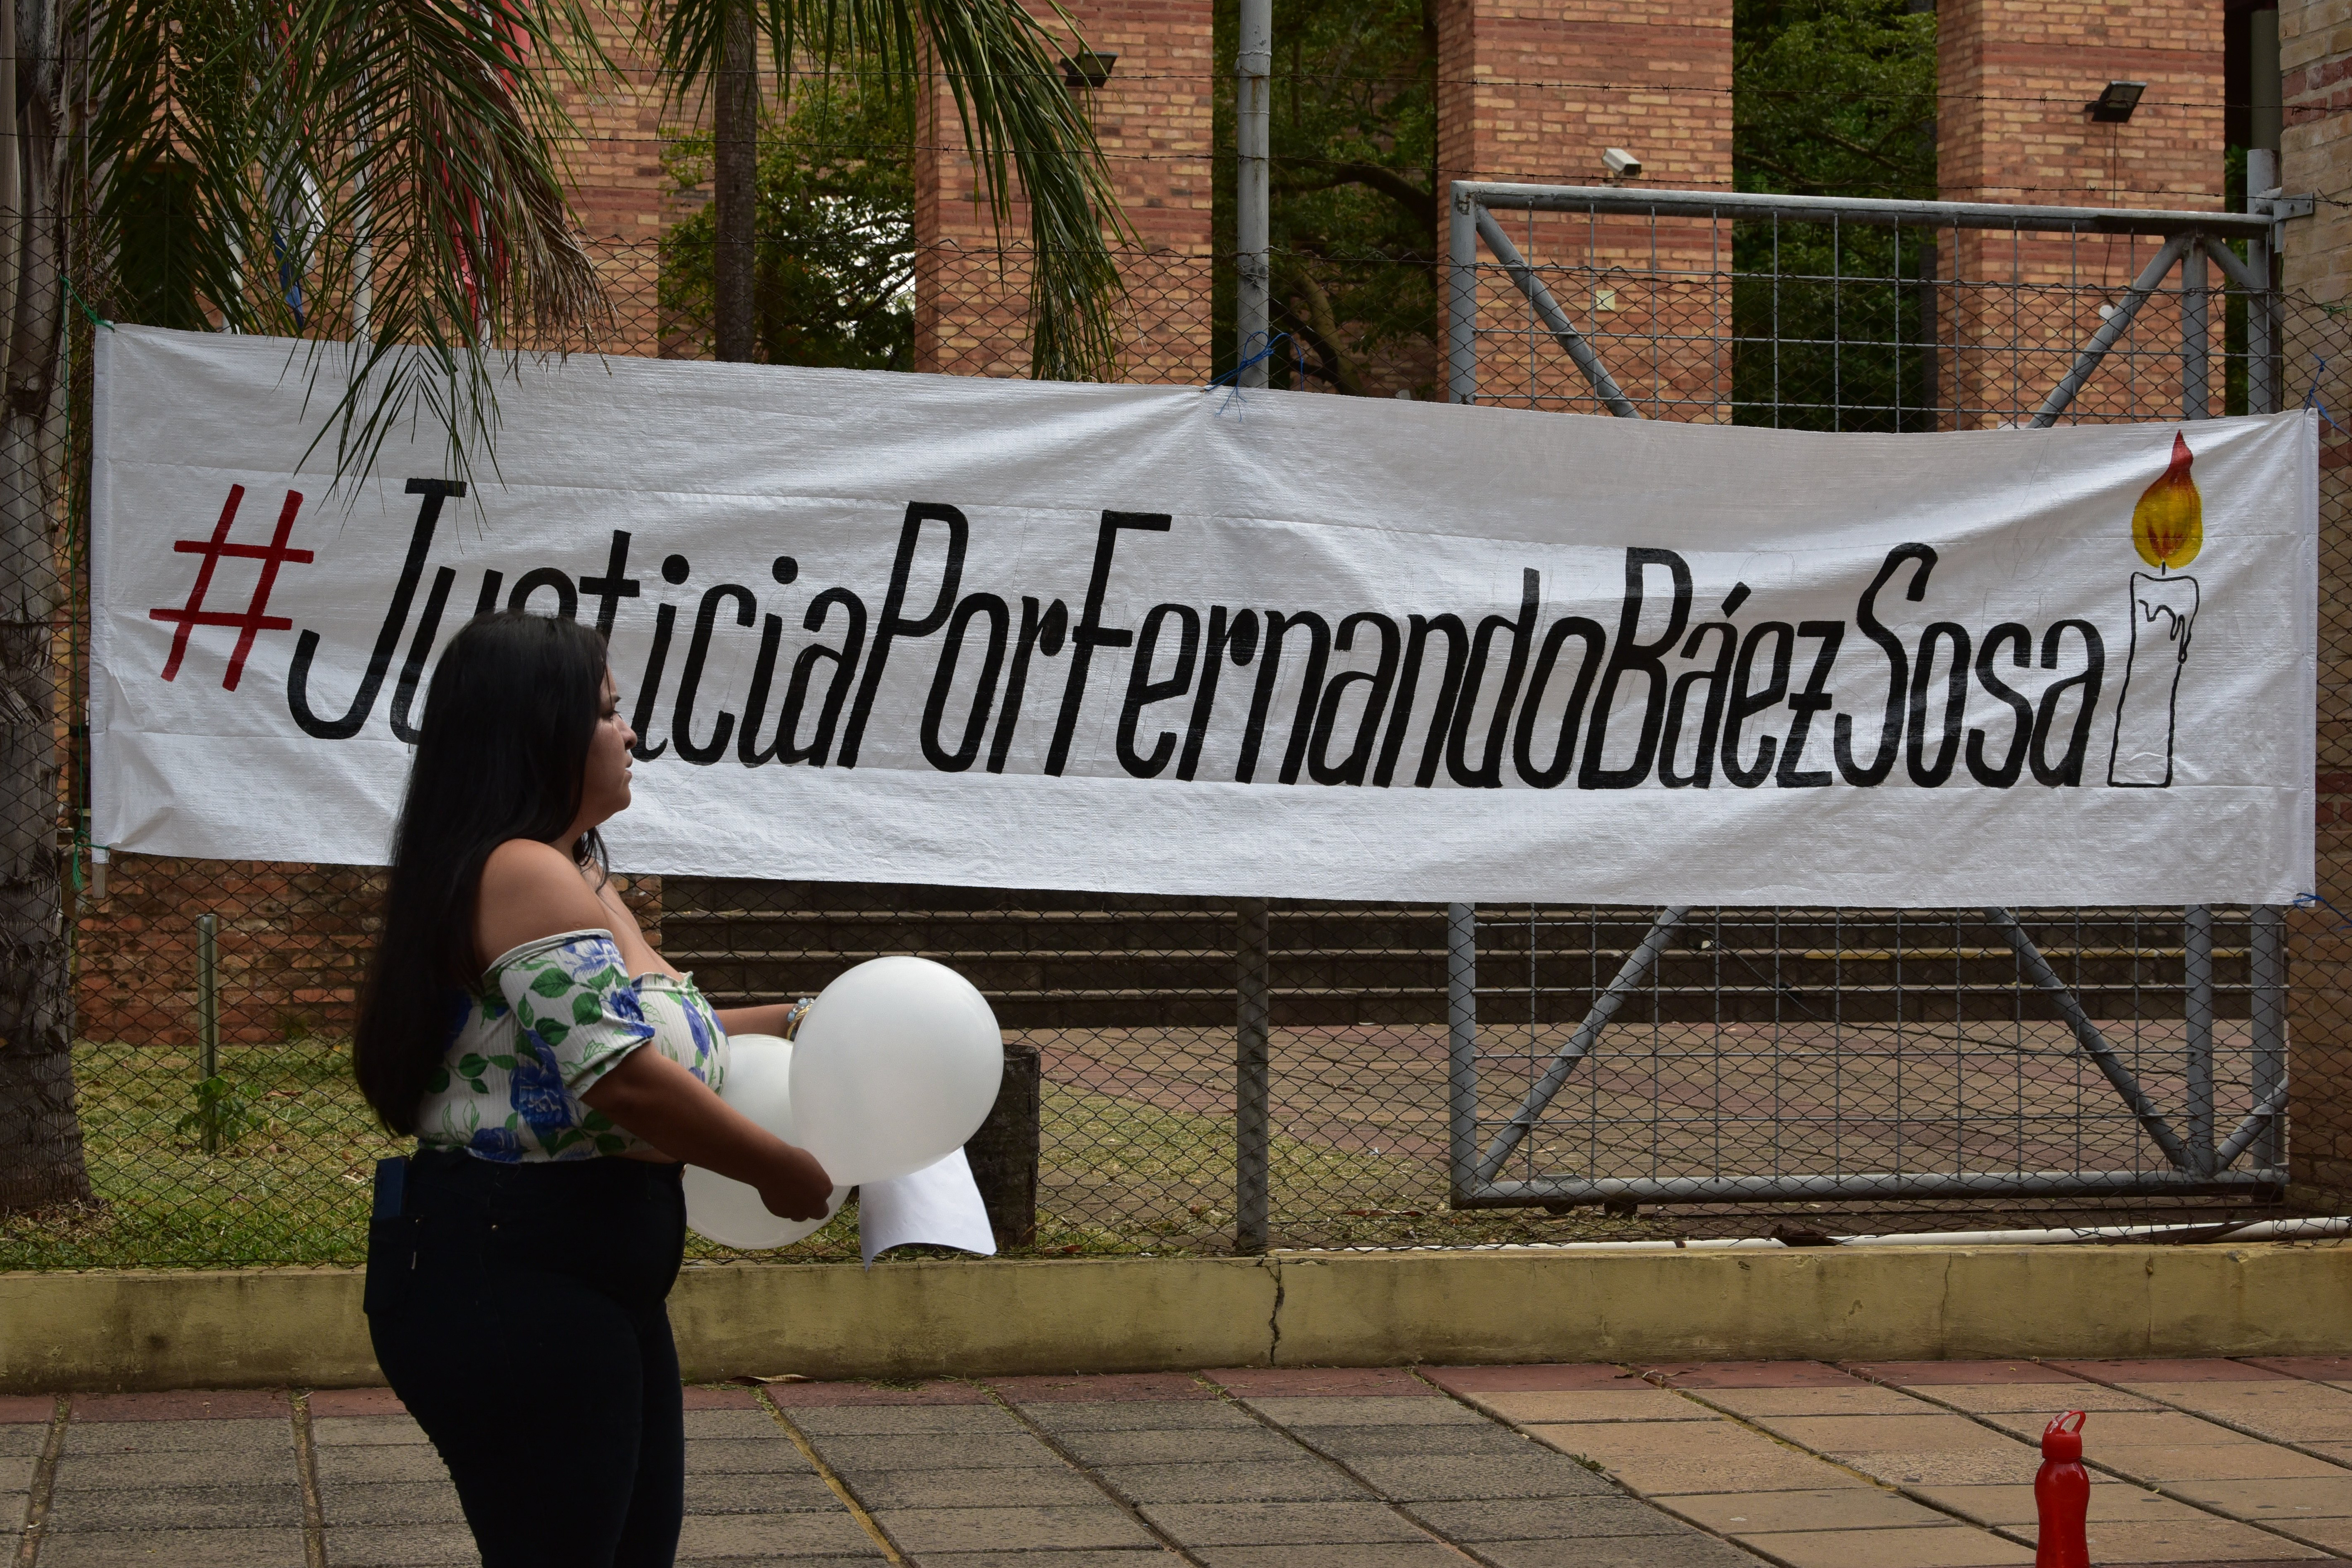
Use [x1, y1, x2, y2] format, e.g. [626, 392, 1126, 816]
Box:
[1436, 182, 2297, 1210]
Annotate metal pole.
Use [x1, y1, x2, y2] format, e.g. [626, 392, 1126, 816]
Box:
[2182, 240, 2210, 421]
[1447, 187, 1478, 404]
[2248, 148, 2278, 417]
[1446, 903, 1478, 1203]
[198, 912, 220, 1157]
[2251, 905, 2287, 1168]
[2184, 905, 2214, 1177]
[1235, 0, 1271, 388]
[1235, 899, 1271, 1253]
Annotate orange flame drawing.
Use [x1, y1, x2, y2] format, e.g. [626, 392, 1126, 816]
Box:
[2132, 431, 2203, 571]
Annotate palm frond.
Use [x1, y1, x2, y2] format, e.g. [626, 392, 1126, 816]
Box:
[647, 0, 1128, 380]
[84, 0, 619, 486]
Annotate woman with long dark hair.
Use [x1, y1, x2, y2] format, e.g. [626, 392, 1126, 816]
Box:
[355, 610, 831, 1568]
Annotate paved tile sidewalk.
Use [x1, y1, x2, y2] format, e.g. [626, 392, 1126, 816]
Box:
[9, 1360, 2352, 1566]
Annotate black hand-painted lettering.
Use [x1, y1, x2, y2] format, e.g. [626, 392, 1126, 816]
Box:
[1046, 511, 1172, 776]
[838, 503, 970, 768]
[1448, 569, 1541, 789]
[1308, 612, 1401, 786]
[737, 614, 789, 766]
[1721, 622, 1793, 789]
[2031, 618, 2105, 787]
[288, 478, 462, 740]
[1906, 622, 1972, 788]
[672, 584, 756, 765]
[922, 594, 1012, 773]
[1967, 622, 2034, 788]
[778, 588, 868, 766]
[1579, 548, 1692, 790]
[1658, 621, 1736, 790]
[1177, 607, 1258, 782]
[471, 568, 503, 619]
[1511, 616, 1607, 789]
[506, 566, 578, 620]
[1238, 611, 1333, 784]
[630, 602, 678, 761]
[1835, 544, 1935, 785]
[388, 567, 456, 743]
[1116, 603, 1202, 778]
[580, 531, 640, 639]
[986, 598, 1070, 775]
[1775, 620, 1842, 788]
[1374, 614, 1468, 788]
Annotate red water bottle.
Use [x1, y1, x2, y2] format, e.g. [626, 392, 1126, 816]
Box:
[2035, 1410, 2090, 1568]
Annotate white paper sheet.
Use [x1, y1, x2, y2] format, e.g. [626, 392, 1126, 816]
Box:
[856, 1148, 999, 1267]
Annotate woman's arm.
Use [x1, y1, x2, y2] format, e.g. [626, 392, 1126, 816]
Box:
[478, 840, 832, 1220]
[715, 1002, 800, 1037]
[581, 1049, 834, 1220]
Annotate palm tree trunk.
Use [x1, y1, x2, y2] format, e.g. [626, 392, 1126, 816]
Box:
[0, 5, 89, 1213]
[713, 2, 756, 362]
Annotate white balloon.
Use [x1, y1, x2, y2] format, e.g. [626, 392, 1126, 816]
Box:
[682, 1034, 849, 1249]
[789, 956, 1006, 1187]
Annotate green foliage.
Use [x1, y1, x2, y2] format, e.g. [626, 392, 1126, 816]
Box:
[1735, 0, 1936, 201]
[644, 0, 1123, 379]
[175, 1074, 260, 1154]
[660, 74, 915, 370]
[86, 0, 616, 482]
[1213, 0, 1438, 395]
[1732, 0, 1939, 428]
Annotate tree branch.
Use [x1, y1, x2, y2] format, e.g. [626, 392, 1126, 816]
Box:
[1272, 155, 1434, 230]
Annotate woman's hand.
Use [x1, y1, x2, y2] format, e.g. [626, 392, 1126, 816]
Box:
[758, 1143, 836, 1222]
[582, 1049, 833, 1217]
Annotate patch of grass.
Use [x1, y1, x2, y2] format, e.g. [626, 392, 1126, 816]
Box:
[0, 1041, 1669, 1271]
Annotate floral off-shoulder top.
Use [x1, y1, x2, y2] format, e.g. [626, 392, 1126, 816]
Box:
[414, 929, 728, 1163]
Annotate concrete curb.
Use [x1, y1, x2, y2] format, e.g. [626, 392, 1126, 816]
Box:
[4, 1241, 2347, 1392]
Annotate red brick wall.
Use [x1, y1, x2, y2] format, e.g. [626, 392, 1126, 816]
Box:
[2282, 0, 2352, 1198]
[1433, 0, 1733, 416]
[550, 3, 686, 356]
[912, 1, 1216, 382]
[1935, 0, 2226, 426]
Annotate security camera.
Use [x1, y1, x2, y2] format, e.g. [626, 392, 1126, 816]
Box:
[1602, 148, 1642, 178]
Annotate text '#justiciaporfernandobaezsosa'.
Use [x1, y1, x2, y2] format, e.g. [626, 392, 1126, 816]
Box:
[284, 491, 2107, 793]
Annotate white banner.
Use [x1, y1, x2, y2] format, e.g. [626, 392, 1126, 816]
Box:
[90, 325, 2316, 906]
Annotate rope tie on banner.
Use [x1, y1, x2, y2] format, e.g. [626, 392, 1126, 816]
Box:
[2292, 891, 2352, 933]
[1209, 331, 1299, 415]
[2302, 358, 2344, 437]
[62, 275, 111, 329]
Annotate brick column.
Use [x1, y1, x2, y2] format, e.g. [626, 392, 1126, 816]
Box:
[1935, 0, 2226, 425]
[1432, 0, 1733, 417]
[2281, 0, 2352, 1200]
[552, 5, 676, 357]
[912, 1, 1216, 383]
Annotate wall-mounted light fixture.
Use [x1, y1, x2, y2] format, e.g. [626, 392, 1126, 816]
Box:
[1601, 147, 1642, 178]
[2084, 81, 2145, 123]
[1061, 51, 1119, 91]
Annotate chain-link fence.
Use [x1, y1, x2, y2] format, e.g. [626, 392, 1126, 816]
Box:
[5, 185, 2343, 1271]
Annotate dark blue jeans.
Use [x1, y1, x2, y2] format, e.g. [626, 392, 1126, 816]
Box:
[366, 1148, 687, 1568]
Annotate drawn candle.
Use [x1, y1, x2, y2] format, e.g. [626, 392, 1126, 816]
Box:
[2107, 431, 2202, 788]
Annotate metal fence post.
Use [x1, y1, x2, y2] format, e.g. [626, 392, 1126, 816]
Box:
[2183, 239, 2210, 422]
[2252, 904, 2288, 1168]
[1235, 0, 1271, 388]
[1235, 899, 1271, 1253]
[1448, 187, 1478, 404]
[1446, 903, 1478, 1204]
[197, 912, 220, 1157]
[2248, 148, 2279, 417]
[2184, 905, 2215, 1176]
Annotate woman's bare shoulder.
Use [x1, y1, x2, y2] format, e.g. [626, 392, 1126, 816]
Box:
[476, 840, 613, 968]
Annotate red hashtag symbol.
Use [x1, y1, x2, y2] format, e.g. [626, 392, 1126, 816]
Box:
[149, 484, 316, 691]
